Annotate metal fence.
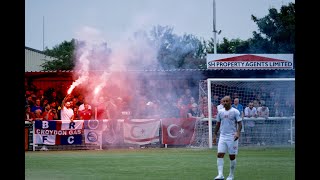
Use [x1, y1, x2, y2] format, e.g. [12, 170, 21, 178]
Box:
[25, 116, 295, 151]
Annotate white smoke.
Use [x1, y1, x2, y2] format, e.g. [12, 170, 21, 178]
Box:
[68, 25, 161, 105]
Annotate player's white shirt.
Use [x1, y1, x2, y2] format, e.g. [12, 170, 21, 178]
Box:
[217, 107, 242, 139]
[244, 107, 257, 117]
[217, 104, 224, 112]
[60, 106, 74, 120]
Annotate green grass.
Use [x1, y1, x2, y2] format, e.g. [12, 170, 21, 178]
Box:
[25, 147, 294, 180]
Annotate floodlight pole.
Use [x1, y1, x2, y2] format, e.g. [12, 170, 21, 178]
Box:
[207, 0, 217, 149]
[43, 16, 45, 51]
[213, 0, 217, 54]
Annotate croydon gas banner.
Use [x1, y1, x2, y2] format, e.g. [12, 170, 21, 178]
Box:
[206, 54, 294, 70]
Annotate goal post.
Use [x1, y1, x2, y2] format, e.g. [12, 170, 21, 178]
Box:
[205, 78, 295, 148]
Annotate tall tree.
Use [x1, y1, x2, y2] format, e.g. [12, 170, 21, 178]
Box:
[41, 39, 76, 70]
[150, 25, 204, 69]
[204, 3, 295, 54]
[216, 38, 250, 53]
[250, 2, 295, 53]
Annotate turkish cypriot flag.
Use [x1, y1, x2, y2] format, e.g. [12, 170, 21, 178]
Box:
[123, 119, 160, 145]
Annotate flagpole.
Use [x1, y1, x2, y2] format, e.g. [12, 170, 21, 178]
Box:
[95, 107, 97, 120]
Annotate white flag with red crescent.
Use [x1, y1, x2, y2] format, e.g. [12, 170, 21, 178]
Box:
[123, 119, 160, 145]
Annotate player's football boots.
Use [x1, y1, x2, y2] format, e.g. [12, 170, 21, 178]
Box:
[214, 174, 224, 180]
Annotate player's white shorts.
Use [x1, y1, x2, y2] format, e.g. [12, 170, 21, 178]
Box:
[217, 137, 239, 155]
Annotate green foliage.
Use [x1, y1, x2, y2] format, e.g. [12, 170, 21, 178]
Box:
[150, 25, 205, 69]
[206, 3, 295, 54]
[41, 39, 76, 70]
[217, 38, 250, 53]
[250, 2, 295, 53]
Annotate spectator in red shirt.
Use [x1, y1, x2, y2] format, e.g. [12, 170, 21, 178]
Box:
[177, 97, 188, 118]
[79, 102, 93, 120]
[33, 109, 44, 120]
[25, 105, 35, 122]
[42, 104, 58, 120]
[73, 106, 80, 120]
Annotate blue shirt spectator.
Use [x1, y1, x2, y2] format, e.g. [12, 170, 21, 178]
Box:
[31, 98, 44, 113]
[232, 98, 244, 117]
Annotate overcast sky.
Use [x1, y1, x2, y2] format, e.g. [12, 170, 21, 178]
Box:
[25, 0, 295, 51]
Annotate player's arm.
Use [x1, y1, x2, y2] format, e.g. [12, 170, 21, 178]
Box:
[234, 110, 242, 141]
[234, 121, 242, 141]
[213, 121, 220, 145]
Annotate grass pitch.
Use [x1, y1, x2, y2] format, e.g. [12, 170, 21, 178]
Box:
[25, 147, 294, 180]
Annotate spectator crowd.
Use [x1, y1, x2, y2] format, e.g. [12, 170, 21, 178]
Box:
[25, 82, 295, 122]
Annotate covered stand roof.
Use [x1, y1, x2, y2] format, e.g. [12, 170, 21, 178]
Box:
[25, 69, 295, 80]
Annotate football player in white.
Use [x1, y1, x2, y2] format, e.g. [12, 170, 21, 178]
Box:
[213, 96, 242, 180]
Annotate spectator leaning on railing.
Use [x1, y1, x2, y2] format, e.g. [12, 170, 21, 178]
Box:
[243, 102, 258, 144]
[257, 100, 269, 118]
[187, 103, 204, 119]
[283, 99, 295, 116]
[256, 100, 269, 146]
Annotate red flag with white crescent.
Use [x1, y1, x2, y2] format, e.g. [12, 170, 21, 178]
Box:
[161, 118, 197, 145]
